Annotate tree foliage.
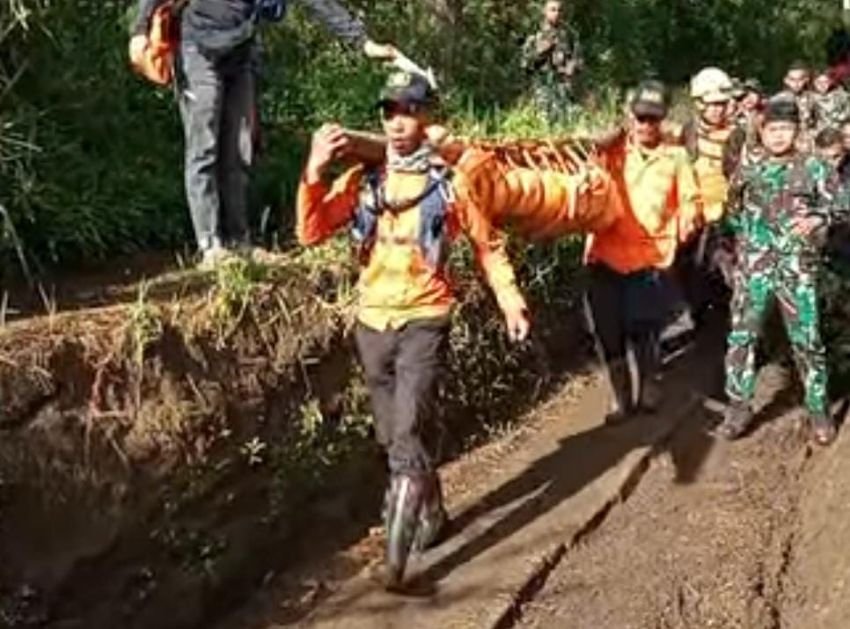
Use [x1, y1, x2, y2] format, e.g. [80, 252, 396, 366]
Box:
[0, 0, 844, 277]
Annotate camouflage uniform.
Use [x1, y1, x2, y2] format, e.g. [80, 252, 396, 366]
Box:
[778, 90, 817, 149]
[723, 155, 840, 417]
[521, 21, 582, 124]
[813, 86, 850, 132]
[723, 113, 764, 181]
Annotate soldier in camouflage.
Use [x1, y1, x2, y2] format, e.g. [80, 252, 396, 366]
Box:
[521, 0, 583, 125]
[780, 61, 816, 149]
[812, 69, 850, 133]
[736, 79, 763, 127]
[815, 127, 845, 169]
[816, 127, 850, 272]
[716, 96, 843, 446]
[723, 79, 765, 183]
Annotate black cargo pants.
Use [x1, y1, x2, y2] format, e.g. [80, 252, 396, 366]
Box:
[585, 263, 672, 407]
[354, 316, 450, 476]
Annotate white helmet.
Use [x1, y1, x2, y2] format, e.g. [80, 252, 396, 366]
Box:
[690, 67, 733, 104]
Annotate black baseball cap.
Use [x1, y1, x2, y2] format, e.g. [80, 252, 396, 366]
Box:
[376, 71, 437, 110]
[630, 80, 669, 119]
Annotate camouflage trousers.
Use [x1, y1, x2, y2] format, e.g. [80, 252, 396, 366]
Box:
[725, 261, 828, 416]
[532, 81, 576, 126]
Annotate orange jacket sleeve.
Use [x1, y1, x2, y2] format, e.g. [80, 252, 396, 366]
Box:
[296, 165, 364, 245]
[452, 171, 527, 315]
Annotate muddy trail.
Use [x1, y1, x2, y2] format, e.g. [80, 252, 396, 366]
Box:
[3, 257, 850, 629]
[0, 253, 584, 629]
[219, 323, 850, 629]
[517, 367, 809, 629]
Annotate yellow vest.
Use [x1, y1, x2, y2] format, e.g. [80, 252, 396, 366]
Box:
[691, 122, 733, 223]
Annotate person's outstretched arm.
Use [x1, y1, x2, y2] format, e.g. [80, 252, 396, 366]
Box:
[298, 0, 397, 60]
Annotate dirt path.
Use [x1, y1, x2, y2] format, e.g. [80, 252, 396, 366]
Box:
[781, 398, 850, 629]
[517, 362, 811, 629]
[220, 324, 717, 629]
[514, 361, 850, 629]
[222, 321, 850, 629]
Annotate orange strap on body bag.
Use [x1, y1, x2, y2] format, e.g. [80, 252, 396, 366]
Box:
[131, 0, 190, 86]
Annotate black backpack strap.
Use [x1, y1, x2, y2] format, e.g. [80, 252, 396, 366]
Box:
[418, 165, 454, 268]
[363, 167, 384, 215]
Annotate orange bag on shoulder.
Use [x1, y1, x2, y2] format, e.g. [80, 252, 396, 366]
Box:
[131, 1, 183, 86]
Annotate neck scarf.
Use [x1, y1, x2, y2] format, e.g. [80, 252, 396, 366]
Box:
[386, 142, 437, 173]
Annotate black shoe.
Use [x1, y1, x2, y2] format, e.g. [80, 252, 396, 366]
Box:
[715, 401, 753, 441]
[605, 407, 633, 425]
[604, 359, 634, 425]
[703, 394, 729, 415]
[384, 474, 426, 590]
[637, 377, 663, 414]
[810, 413, 838, 446]
[604, 393, 636, 426]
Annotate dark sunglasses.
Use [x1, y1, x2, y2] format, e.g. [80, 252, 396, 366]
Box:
[635, 114, 663, 124]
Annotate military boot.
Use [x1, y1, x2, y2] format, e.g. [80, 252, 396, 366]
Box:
[383, 473, 427, 590]
[605, 358, 634, 425]
[715, 400, 753, 441]
[809, 412, 837, 446]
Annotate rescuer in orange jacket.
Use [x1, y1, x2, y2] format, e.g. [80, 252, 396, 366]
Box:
[297, 70, 529, 590]
[586, 80, 701, 424]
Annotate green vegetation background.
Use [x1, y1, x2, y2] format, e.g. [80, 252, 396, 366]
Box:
[0, 0, 842, 274]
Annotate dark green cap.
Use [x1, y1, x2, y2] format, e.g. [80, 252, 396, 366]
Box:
[377, 71, 437, 109]
[763, 95, 799, 124]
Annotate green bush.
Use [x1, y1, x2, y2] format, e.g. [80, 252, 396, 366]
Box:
[0, 0, 186, 276]
[0, 0, 846, 277]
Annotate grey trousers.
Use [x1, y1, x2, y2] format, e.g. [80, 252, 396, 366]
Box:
[354, 317, 450, 475]
[178, 40, 256, 251]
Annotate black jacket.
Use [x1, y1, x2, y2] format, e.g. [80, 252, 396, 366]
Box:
[134, 0, 366, 52]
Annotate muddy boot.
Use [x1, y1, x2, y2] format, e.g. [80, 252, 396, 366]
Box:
[414, 473, 448, 552]
[604, 359, 634, 425]
[384, 473, 426, 590]
[715, 401, 753, 441]
[637, 375, 663, 414]
[698, 344, 730, 404]
[634, 330, 662, 414]
[810, 413, 838, 446]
